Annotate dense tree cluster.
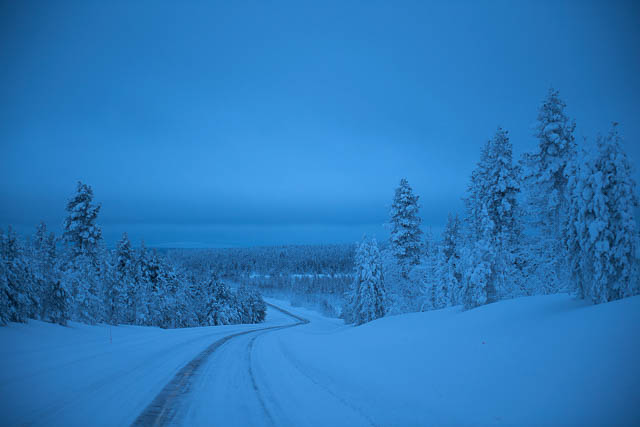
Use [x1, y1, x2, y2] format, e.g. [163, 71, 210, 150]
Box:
[375, 89, 639, 321]
[564, 124, 639, 303]
[166, 243, 354, 317]
[167, 244, 354, 283]
[0, 182, 266, 327]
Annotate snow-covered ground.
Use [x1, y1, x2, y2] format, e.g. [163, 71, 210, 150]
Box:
[273, 294, 640, 426]
[0, 307, 295, 426]
[1, 294, 638, 426]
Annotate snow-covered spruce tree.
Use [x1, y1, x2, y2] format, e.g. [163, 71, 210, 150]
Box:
[107, 232, 135, 324]
[344, 237, 385, 326]
[378, 246, 406, 315]
[235, 286, 267, 324]
[63, 181, 102, 262]
[47, 279, 71, 326]
[522, 88, 576, 293]
[467, 128, 521, 243]
[133, 240, 151, 325]
[463, 128, 521, 304]
[61, 182, 104, 324]
[436, 213, 462, 307]
[416, 229, 438, 311]
[389, 178, 423, 275]
[65, 254, 104, 324]
[0, 227, 31, 324]
[30, 222, 68, 323]
[202, 278, 239, 326]
[143, 249, 166, 326]
[565, 124, 639, 303]
[462, 206, 495, 309]
[155, 258, 187, 329]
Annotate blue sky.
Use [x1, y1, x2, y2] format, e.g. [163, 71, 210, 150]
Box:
[1, 0, 639, 247]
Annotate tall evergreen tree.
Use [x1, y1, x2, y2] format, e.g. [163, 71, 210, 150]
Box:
[419, 229, 438, 310]
[134, 240, 151, 325]
[463, 128, 521, 303]
[109, 233, 135, 324]
[66, 253, 103, 324]
[47, 279, 71, 326]
[437, 213, 462, 307]
[63, 181, 103, 262]
[522, 88, 576, 292]
[61, 182, 104, 323]
[0, 227, 31, 324]
[30, 222, 61, 321]
[467, 128, 520, 241]
[203, 278, 238, 326]
[389, 178, 423, 275]
[565, 124, 639, 303]
[344, 237, 386, 325]
[524, 88, 577, 232]
[462, 205, 495, 309]
[144, 249, 165, 326]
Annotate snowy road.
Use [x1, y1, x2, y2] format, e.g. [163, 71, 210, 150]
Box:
[133, 303, 308, 426]
[0, 303, 322, 426]
[136, 302, 376, 427]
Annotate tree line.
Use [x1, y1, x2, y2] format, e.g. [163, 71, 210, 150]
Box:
[0, 182, 266, 327]
[344, 89, 639, 325]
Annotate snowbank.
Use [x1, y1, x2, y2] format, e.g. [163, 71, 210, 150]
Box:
[278, 294, 640, 426]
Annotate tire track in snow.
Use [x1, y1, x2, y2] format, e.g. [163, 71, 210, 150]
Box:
[247, 331, 276, 427]
[132, 303, 307, 426]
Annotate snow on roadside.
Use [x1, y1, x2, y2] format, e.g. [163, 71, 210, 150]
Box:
[277, 294, 640, 426]
[0, 307, 293, 426]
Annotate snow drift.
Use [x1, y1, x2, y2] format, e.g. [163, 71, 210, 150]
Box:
[276, 294, 640, 426]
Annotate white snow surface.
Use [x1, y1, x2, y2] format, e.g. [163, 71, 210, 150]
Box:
[0, 308, 295, 426]
[273, 295, 640, 426]
[1, 294, 639, 426]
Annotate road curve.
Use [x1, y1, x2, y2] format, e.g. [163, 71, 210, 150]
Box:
[132, 303, 308, 426]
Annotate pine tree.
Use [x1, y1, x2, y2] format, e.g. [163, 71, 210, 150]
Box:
[236, 286, 267, 324]
[437, 213, 462, 307]
[47, 279, 71, 326]
[389, 178, 423, 275]
[199, 277, 236, 326]
[565, 124, 639, 303]
[61, 182, 104, 324]
[418, 229, 438, 310]
[144, 249, 165, 326]
[525, 88, 577, 230]
[523, 88, 576, 292]
[31, 222, 61, 321]
[67, 254, 103, 324]
[462, 206, 495, 309]
[0, 227, 31, 324]
[108, 233, 135, 324]
[463, 128, 521, 303]
[63, 182, 102, 262]
[134, 240, 151, 325]
[467, 128, 520, 241]
[345, 237, 385, 325]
